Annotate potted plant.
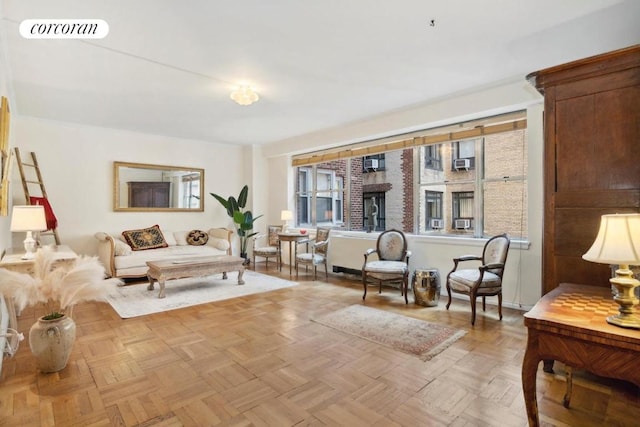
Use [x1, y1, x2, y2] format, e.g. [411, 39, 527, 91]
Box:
[210, 185, 262, 263]
[0, 246, 122, 372]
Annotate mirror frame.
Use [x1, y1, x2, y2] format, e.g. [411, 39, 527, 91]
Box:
[113, 161, 205, 212]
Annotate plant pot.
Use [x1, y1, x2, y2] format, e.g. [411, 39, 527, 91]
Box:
[240, 253, 250, 266]
[29, 314, 76, 373]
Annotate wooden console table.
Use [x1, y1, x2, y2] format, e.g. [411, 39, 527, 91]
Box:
[522, 283, 640, 426]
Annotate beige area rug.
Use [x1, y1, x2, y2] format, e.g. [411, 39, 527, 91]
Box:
[105, 270, 298, 318]
[313, 305, 466, 361]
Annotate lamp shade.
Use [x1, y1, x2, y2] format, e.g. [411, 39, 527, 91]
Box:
[582, 214, 640, 265]
[10, 205, 47, 232]
[281, 210, 293, 221]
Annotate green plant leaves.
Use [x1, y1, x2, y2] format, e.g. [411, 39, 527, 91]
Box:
[238, 185, 248, 208]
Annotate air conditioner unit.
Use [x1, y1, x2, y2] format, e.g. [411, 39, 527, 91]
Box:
[363, 158, 379, 170]
[454, 219, 471, 229]
[430, 219, 443, 229]
[453, 158, 470, 170]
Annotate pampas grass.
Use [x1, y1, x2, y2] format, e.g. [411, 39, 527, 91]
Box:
[0, 245, 122, 319]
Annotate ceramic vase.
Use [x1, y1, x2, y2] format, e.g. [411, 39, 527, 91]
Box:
[29, 314, 76, 373]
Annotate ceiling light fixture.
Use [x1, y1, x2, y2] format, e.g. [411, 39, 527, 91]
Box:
[230, 85, 259, 106]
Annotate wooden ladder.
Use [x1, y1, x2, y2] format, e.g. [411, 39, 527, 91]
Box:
[14, 147, 61, 245]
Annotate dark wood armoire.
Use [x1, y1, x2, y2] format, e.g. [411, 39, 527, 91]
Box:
[527, 45, 640, 295]
[127, 181, 171, 208]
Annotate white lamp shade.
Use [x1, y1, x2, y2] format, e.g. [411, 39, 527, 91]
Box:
[10, 205, 47, 232]
[281, 210, 293, 221]
[583, 213, 640, 265]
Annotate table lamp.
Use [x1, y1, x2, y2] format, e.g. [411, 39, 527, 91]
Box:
[281, 210, 293, 233]
[582, 213, 640, 329]
[10, 205, 47, 260]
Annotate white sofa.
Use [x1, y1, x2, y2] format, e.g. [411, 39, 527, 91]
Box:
[95, 227, 233, 278]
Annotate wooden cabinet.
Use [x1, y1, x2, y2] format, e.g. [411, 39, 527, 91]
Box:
[127, 182, 170, 208]
[527, 45, 640, 294]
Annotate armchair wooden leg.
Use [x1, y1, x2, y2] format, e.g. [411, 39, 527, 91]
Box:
[445, 282, 452, 310]
[482, 296, 486, 312]
[324, 264, 328, 280]
[470, 296, 477, 325]
[362, 272, 368, 300]
[403, 274, 408, 304]
[498, 292, 503, 320]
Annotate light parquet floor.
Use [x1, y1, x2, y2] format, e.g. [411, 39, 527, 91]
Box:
[1, 264, 639, 426]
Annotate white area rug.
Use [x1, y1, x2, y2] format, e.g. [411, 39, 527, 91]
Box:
[105, 270, 298, 318]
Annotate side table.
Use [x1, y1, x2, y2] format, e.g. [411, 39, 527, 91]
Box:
[0, 245, 78, 329]
[412, 267, 441, 307]
[278, 233, 307, 275]
[522, 283, 640, 426]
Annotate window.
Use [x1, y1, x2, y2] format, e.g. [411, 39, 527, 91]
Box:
[453, 139, 475, 169]
[295, 162, 346, 227]
[297, 168, 311, 224]
[452, 191, 474, 228]
[181, 173, 200, 208]
[293, 112, 528, 239]
[363, 192, 385, 231]
[363, 154, 385, 172]
[424, 145, 442, 171]
[425, 191, 443, 229]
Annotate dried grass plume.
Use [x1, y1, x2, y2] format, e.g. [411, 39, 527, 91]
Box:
[0, 245, 122, 318]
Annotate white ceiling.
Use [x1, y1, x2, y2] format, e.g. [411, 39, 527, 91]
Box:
[1, 0, 638, 146]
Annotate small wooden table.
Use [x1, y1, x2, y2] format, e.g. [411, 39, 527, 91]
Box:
[522, 283, 640, 426]
[278, 232, 307, 275]
[0, 245, 78, 331]
[145, 255, 245, 298]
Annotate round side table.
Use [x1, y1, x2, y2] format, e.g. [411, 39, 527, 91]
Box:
[412, 267, 441, 307]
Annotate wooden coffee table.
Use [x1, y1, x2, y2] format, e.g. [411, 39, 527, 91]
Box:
[146, 255, 246, 298]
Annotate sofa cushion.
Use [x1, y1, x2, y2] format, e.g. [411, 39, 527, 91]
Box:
[187, 229, 208, 245]
[114, 240, 132, 256]
[113, 244, 223, 271]
[122, 224, 168, 251]
[207, 237, 230, 251]
[162, 231, 177, 246]
[174, 231, 189, 246]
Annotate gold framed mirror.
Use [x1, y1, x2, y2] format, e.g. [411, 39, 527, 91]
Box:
[113, 161, 204, 212]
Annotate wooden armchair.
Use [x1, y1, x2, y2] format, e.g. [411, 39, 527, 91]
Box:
[295, 227, 331, 279]
[445, 233, 510, 325]
[362, 229, 411, 304]
[252, 225, 283, 270]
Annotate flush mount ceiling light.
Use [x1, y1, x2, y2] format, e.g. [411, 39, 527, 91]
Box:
[230, 85, 259, 106]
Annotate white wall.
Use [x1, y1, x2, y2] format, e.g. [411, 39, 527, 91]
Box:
[10, 117, 246, 256]
[261, 80, 545, 308]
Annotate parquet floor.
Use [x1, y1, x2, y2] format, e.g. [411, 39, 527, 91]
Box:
[1, 265, 639, 426]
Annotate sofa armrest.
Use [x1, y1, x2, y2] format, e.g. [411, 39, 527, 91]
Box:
[208, 227, 234, 255]
[94, 232, 117, 278]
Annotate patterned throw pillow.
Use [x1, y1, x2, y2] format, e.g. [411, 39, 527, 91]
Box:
[122, 225, 168, 251]
[187, 229, 208, 246]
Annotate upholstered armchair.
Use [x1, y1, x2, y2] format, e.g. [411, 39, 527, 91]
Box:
[252, 225, 283, 270]
[295, 227, 331, 279]
[362, 229, 412, 304]
[445, 233, 510, 325]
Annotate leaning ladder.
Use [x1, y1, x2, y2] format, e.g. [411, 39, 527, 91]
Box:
[13, 147, 61, 245]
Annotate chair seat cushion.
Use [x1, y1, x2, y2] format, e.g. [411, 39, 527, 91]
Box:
[364, 260, 408, 274]
[254, 246, 278, 255]
[448, 269, 501, 293]
[297, 253, 325, 264]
